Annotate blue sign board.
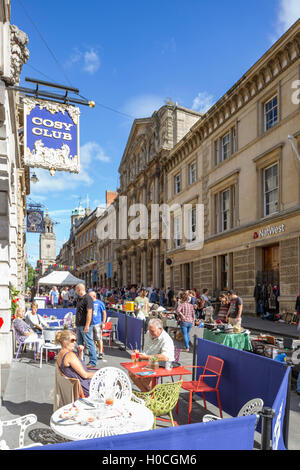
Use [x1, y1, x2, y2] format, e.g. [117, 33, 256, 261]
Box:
[26, 209, 44, 233]
[23, 97, 80, 174]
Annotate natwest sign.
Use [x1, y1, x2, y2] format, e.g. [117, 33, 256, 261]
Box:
[253, 223, 285, 239]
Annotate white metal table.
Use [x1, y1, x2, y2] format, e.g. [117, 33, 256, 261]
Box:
[50, 398, 154, 440]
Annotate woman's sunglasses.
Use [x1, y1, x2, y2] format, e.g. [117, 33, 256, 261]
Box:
[70, 338, 77, 343]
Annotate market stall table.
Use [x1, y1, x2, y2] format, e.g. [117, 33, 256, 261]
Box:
[203, 329, 252, 351]
[50, 398, 154, 440]
[121, 360, 192, 389]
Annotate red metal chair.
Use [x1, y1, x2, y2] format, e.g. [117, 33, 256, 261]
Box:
[102, 322, 113, 348]
[176, 355, 224, 424]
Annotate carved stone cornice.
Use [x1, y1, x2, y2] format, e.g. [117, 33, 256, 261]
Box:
[9, 25, 29, 86]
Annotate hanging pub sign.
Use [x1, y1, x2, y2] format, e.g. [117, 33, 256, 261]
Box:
[23, 97, 80, 173]
[26, 209, 44, 233]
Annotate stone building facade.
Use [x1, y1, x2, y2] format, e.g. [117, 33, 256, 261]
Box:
[0, 0, 31, 363]
[164, 19, 300, 314]
[117, 104, 201, 288]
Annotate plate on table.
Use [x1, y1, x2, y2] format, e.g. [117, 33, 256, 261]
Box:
[159, 361, 181, 368]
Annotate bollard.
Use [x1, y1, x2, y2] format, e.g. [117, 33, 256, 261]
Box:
[192, 335, 197, 381]
[260, 407, 275, 450]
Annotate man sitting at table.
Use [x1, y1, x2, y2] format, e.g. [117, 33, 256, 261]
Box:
[129, 318, 175, 392]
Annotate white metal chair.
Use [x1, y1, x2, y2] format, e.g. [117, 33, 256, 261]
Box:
[89, 367, 132, 404]
[89, 366, 144, 405]
[39, 329, 61, 368]
[109, 317, 119, 341]
[202, 398, 264, 422]
[0, 414, 43, 449]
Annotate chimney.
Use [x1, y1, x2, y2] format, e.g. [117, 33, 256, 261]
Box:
[106, 190, 118, 207]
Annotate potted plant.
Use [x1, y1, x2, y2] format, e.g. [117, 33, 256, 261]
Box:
[149, 356, 159, 370]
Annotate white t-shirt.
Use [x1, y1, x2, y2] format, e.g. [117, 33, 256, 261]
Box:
[25, 311, 48, 329]
[143, 329, 175, 362]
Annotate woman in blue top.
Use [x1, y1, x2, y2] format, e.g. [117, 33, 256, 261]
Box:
[55, 330, 96, 397]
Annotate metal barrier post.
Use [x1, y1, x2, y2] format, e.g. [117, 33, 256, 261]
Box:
[192, 335, 197, 381]
[260, 407, 275, 450]
[282, 367, 291, 450]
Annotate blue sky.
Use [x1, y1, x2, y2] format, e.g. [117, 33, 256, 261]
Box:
[12, 0, 300, 266]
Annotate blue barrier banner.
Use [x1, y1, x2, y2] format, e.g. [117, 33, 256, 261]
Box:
[272, 367, 290, 450]
[37, 308, 76, 320]
[109, 310, 143, 350]
[196, 338, 288, 432]
[28, 415, 257, 450]
[126, 315, 143, 350]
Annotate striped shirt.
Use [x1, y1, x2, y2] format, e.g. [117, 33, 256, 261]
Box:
[177, 302, 195, 324]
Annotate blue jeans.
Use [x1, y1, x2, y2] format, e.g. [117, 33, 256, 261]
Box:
[180, 321, 193, 349]
[77, 325, 98, 367]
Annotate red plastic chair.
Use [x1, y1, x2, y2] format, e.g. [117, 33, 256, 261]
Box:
[176, 355, 224, 424]
[102, 322, 113, 348]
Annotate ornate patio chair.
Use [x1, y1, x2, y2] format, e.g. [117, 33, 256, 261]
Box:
[133, 380, 183, 428]
[202, 397, 264, 424]
[0, 414, 43, 449]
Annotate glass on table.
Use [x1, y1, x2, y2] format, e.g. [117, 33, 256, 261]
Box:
[131, 351, 137, 367]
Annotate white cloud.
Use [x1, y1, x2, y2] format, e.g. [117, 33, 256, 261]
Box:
[30, 141, 110, 194]
[83, 48, 101, 74]
[192, 91, 214, 114]
[123, 94, 165, 118]
[65, 47, 101, 75]
[274, 0, 300, 38]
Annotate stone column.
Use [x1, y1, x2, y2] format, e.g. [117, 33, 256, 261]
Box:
[141, 247, 147, 287]
[131, 251, 137, 285]
[152, 242, 160, 288]
[122, 256, 128, 287]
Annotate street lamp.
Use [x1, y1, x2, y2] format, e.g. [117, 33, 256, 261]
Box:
[288, 134, 300, 162]
[30, 171, 39, 184]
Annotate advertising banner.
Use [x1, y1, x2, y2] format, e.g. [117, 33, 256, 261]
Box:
[23, 97, 80, 173]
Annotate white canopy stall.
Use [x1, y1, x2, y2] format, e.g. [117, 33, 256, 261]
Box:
[37, 271, 84, 293]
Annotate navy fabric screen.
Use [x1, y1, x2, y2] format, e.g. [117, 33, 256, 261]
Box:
[272, 367, 289, 450]
[28, 415, 257, 451]
[126, 315, 143, 350]
[37, 308, 76, 319]
[109, 310, 143, 350]
[196, 338, 289, 439]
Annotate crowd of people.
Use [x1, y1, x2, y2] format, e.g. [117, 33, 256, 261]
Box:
[16, 283, 243, 397]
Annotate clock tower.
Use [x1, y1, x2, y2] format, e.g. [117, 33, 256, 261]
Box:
[39, 209, 56, 274]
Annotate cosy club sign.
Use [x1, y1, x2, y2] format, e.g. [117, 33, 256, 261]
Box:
[253, 223, 285, 239]
[23, 97, 80, 174]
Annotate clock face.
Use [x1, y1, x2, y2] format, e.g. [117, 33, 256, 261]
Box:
[28, 211, 43, 225]
[27, 210, 44, 233]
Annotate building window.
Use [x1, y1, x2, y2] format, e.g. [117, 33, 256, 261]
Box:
[189, 207, 196, 241]
[221, 133, 230, 161]
[214, 185, 237, 234]
[174, 173, 181, 194]
[221, 254, 229, 290]
[189, 161, 197, 185]
[215, 127, 237, 166]
[264, 95, 278, 131]
[264, 163, 278, 216]
[221, 189, 230, 231]
[174, 215, 181, 248]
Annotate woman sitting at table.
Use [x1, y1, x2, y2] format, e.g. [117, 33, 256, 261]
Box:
[13, 307, 44, 359]
[25, 302, 48, 335]
[55, 330, 96, 397]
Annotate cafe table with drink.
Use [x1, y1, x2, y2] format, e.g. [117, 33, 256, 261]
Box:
[50, 394, 154, 440]
[121, 350, 192, 389]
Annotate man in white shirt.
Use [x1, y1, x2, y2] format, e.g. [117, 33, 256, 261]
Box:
[62, 287, 70, 308]
[129, 318, 175, 392]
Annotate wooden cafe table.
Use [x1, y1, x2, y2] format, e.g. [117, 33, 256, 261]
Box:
[121, 360, 192, 389]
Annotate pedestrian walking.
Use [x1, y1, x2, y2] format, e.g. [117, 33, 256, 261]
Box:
[75, 283, 98, 369]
